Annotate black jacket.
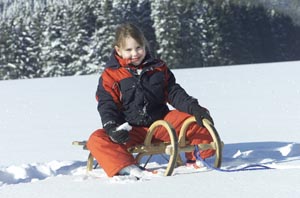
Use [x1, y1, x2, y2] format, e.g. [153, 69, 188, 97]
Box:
[96, 52, 199, 127]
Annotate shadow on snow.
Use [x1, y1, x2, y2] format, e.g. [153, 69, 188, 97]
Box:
[1, 142, 299, 187]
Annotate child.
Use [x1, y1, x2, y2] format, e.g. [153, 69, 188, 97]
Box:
[87, 23, 215, 178]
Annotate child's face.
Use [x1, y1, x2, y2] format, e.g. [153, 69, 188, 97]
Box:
[115, 36, 146, 66]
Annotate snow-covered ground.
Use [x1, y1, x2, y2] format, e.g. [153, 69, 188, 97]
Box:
[1, 61, 300, 197]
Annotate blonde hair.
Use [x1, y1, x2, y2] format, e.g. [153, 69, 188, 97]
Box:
[113, 23, 149, 51]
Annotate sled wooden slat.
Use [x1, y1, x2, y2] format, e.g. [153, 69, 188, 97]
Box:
[178, 116, 223, 168]
[72, 141, 87, 147]
[135, 120, 178, 176]
[128, 142, 171, 154]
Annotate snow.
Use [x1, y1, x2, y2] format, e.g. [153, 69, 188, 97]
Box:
[1, 61, 300, 197]
[116, 122, 132, 131]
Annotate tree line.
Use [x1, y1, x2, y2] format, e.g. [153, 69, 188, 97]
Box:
[1, 0, 300, 80]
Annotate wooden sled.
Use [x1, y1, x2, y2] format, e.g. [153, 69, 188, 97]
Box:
[72, 116, 223, 176]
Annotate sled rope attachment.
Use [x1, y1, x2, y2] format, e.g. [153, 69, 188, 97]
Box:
[194, 145, 274, 172]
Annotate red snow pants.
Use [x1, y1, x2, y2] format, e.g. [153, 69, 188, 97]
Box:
[87, 110, 214, 177]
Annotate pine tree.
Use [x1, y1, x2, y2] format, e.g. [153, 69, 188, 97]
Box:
[151, 0, 182, 68]
[0, 21, 13, 80]
[25, 11, 45, 78]
[89, 0, 116, 68]
[216, 2, 249, 65]
[1, 14, 41, 79]
[65, 2, 96, 75]
[171, 0, 202, 68]
[267, 9, 298, 62]
[40, 5, 73, 77]
[136, 0, 158, 56]
[192, 0, 224, 67]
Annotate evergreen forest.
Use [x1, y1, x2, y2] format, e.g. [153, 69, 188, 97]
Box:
[1, 0, 300, 80]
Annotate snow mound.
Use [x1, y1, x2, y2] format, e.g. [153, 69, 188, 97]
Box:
[0, 161, 86, 187]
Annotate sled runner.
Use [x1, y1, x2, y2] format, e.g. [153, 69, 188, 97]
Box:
[72, 116, 223, 176]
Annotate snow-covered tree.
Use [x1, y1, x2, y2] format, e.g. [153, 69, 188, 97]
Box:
[40, 6, 73, 77]
[89, 0, 116, 68]
[183, 0, 225, 67]
[1, 0, 300, 80]
[0, 12, 43, 79]
[151, 0, 182, 68]
[0, 21, 16, 80]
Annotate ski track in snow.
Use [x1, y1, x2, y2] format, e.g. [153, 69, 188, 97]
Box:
[1, 141, 300, 187]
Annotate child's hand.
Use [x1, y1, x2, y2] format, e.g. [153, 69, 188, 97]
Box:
[104, 122, 131, 144]
[109, 128, 129, 144]
[192, 106, 214, 127]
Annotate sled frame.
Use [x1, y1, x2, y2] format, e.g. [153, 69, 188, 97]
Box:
[72, 116, 223, 176]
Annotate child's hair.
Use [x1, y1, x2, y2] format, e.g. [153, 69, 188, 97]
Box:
[113, 23, 149, 51]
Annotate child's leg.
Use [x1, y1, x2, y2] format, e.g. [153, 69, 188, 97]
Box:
[152, 110, 215, 161]
[86, 127, 147, 177]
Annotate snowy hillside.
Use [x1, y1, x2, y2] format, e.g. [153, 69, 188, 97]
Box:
[1, 61, 300, 198]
